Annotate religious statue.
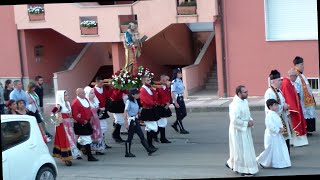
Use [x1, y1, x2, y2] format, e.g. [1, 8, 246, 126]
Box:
[123, 22, 147, 74]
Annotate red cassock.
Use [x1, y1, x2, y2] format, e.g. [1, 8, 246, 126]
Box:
[156, 85, 171, 105]
[94, 86, 111, 108]
[140, 86, 157, 108]
[71, 98, 92, 124]
[280, 77, 307, 136]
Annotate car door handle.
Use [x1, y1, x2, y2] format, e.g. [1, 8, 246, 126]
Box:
[2, 157, 7, 162]
[29, 144, 37, 149]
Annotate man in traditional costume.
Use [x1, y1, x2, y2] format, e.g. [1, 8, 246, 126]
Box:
[72, 88, 98, 161]
[256, 99, 291, 169]
[264, 70, 292, 154]
[280, 68, 308, 147]
[124, 22, 141, 74]
[154, 75, 172, 143]
[93, 76, 112, 148]
[109, 87, 127, 143]
[226, 85, 258, 177]
[293, 56, 317, 135]
[139, 76, 160, 150]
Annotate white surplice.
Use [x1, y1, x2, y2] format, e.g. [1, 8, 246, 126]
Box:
[295, 73, 316, 119]
[264, 87, 292, 140]
[256, 110, 291, 168]
[227, 95, 259, 175]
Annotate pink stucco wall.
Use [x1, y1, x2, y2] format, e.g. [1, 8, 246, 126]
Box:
[183, 32, 216, 97]
[20, 29, 85, 84]
[54, 43, 112, 101]
[14, 0, 217, 43]
[139, 24, 194, 66]
[216, 0, 319, 97]
[0, 6, 21, 78]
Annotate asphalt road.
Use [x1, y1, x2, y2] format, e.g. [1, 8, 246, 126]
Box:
[43, 110, 320, 180]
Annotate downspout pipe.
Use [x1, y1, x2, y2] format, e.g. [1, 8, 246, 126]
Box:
[218, 0, 228, 98]
[17, 28, 25, 89]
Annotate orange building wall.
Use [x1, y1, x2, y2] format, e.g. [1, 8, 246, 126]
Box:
[216, 0, 319, 97]
[20, 29, 85, 84]
[0, 6, 22, 78]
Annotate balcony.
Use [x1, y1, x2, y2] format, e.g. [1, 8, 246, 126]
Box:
[14, 0, 218, 43]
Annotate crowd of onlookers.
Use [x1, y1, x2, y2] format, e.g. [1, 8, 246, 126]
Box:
[0, 76, 52, 142]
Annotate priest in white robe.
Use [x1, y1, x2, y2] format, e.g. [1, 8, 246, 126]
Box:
[256, 99, 291, 169]
[264, 70, 292, 154]
[293, 56, 317, 135]
[226, 85, 259, 177]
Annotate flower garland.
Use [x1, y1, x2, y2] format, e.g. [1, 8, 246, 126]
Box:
[80, 20, 98, 28]
[110, 66, 154, 90]
[28, 6, 45, 14]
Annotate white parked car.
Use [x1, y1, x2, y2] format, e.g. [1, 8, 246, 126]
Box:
[1, 115, 58, 180]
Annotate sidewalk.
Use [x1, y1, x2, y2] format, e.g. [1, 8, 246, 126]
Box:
[43, 93, 320, 114]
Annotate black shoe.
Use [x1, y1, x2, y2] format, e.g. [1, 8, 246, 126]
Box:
[160, 138, 171, 143]
[307, 132, 313, 136]
[180, 129, 189, 134]
[96, 152, 105, 155]
[125, 153, 136, 157]
[46, 132, 53, 138]
[225, 163, 232, 170]
[76, 157, 83, 160]
[105, 144, 112, 149]
[149, 144, 158, 151]
[259, 163, 265, 168]
[88, 156, 99, 161]
[241, 173, 254, 177]
[65, 160, 72, 166]
[171, 124, 179, 132]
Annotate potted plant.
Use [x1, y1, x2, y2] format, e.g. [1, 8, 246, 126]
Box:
[28, 6, 45, 21]
[177, 0, 197, 15]
[120, 20, 138, 33]
[80, 20, 98, 35]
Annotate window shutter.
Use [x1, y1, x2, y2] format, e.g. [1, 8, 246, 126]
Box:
[265, 0, 318, 41]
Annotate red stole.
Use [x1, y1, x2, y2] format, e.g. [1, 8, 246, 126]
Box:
[295, 68, 315, 107]
[280, 78, 307, 136]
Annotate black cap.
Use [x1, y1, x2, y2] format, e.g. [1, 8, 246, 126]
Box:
[266, 99, 279, 109]
[173, 68, 182, 74]
[269, 70, 281, 80]
[293, 56, 304, 65]
[129, 88, 140, 95]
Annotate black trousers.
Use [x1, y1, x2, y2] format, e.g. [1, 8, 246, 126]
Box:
[285, 139, 290, 155]
[126, 119, 145, 143]
[174, 96, 187, 121]
[306, 118, 316, 132]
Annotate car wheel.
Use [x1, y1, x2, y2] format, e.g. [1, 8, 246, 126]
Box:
[36, 166, 56, 180]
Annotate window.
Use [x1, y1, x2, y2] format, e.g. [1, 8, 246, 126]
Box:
[1, 121, 30, 151]
[308, 78, 319, 92]
[264, 0, 318, 41]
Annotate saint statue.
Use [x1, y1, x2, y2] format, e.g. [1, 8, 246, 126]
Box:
[123, 22, 141, 74]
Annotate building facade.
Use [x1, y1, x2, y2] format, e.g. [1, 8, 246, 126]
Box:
[0, 0, 318, 100]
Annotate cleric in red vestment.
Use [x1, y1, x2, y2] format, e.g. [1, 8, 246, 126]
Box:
[280, 68, 308, 147]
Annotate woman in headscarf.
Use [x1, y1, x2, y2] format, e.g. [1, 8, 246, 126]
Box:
[52, 90, 82, 166]
[84, 86, 106, 155]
